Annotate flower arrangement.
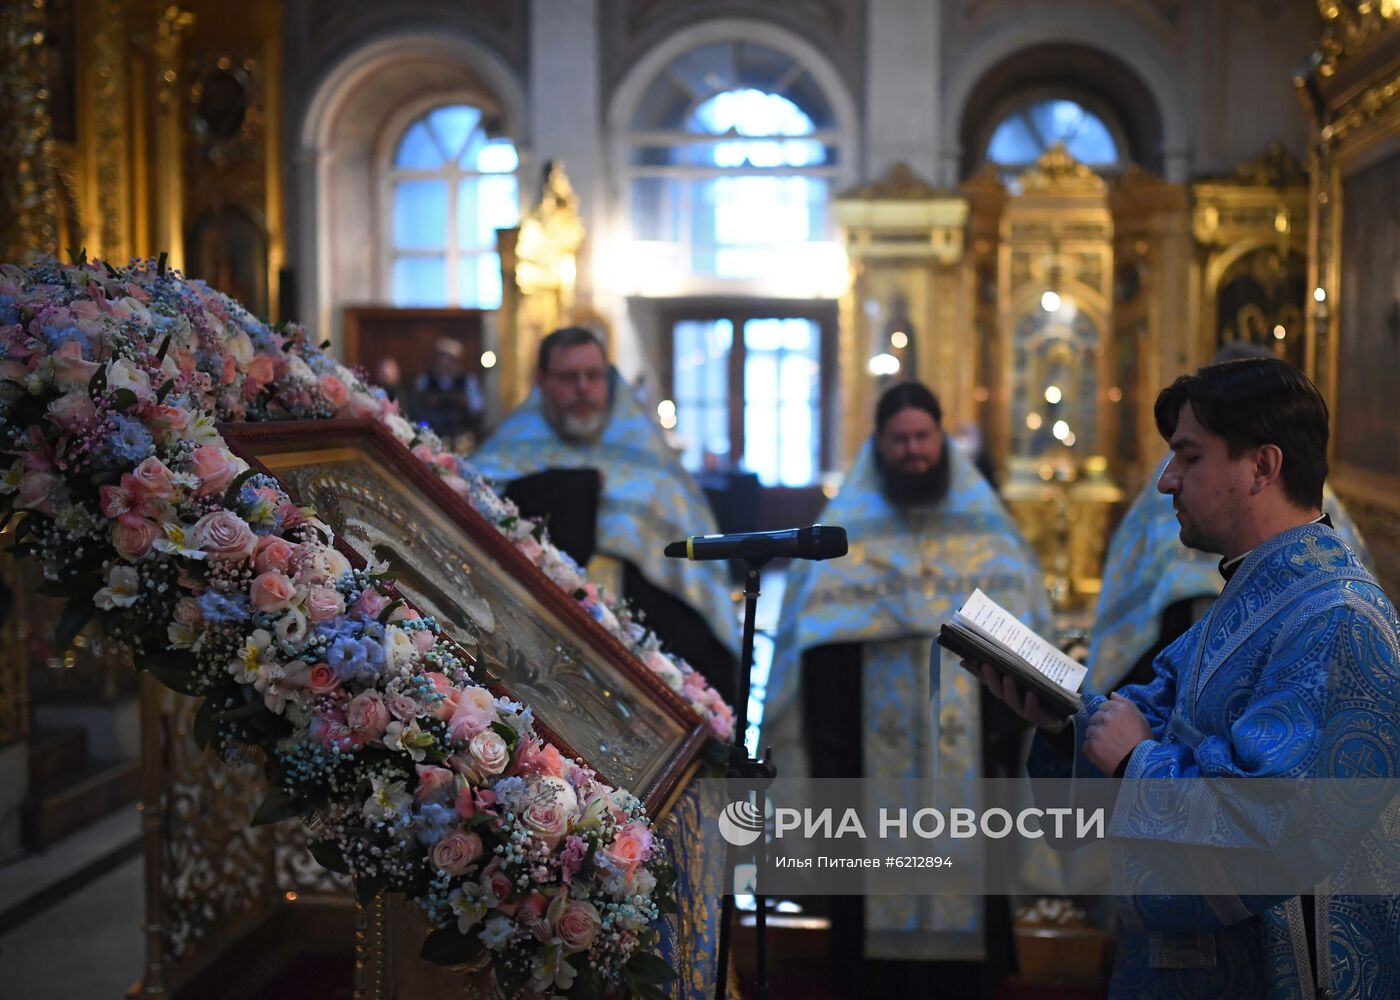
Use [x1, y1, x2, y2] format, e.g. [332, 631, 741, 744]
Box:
[0, 254, 722, 998]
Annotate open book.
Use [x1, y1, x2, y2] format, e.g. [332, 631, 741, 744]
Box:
[937, 588, 1087, 716]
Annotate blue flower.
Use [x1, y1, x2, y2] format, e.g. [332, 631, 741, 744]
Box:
[197, 592, 250, 623]
[41, 323, 90, 354]
[326, 635, 364, 677]
[108, 414, 154, 463]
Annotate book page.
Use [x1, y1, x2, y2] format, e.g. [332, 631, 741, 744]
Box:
[956, 589, 1087, 692]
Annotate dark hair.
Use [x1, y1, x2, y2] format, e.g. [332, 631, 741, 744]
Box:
[537, 326, 606, 375]
[1153, 357, 1328, 509]
[876, 380, 943, 432]
[1210, 340, 1274, 364]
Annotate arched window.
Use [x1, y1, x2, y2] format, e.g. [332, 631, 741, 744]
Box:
[985, 97, 1124, 174]
[385, 104, 519, 308]
[626, 41, 843, 285]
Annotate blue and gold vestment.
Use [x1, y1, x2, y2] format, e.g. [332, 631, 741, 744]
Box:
[469, 377, 738, 661]
[1089, 457, 1371, 692]
[1033, 521, 1400, 999]
[763, 442, 1055, 961]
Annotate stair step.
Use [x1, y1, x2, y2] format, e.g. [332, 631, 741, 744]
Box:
[27, 727, 88, 788]
[23, 758, 142, 851]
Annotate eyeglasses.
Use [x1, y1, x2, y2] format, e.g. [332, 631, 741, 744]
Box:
[545, 368, 607, 387]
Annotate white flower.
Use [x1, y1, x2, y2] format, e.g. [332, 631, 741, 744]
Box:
[187, 412, 222, 445]
[167, 620, 198, 650]
[106, 358, 153, 399]
[285, 354, 315, 382]
[0, 459, 24, 494]
[530, 944, 577, 992]
[226, 331, 254, 365]
[363, 775, 411, 822]
[383, 626, 416, 673]
[152, 520, 207, 560]
[93, 566, 141, 609]
[228, 629, 280, 690]
[449, 887, 487, 935]
[274, 606, 310, 646]
[479, 915, 518, 951]
[384, 414, 415, 445]
[383, 719, 432, 762]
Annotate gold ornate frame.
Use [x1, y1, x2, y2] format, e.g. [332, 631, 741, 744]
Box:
[220, 418, 708, 813]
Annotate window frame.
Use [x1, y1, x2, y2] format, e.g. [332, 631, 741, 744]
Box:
[658, 298, 839, 484]
[374, 94, 522, 308]
[977, 87, 1131, 175]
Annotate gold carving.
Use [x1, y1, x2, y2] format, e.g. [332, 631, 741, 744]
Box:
[1018, 144, 1106, 194]
[497, 163, 588, 410]
[0, 0, 62, 262]
[1315, 0, 1400, 77]
[841, 161, 946, 200]
[1224, 142, 1309, 187]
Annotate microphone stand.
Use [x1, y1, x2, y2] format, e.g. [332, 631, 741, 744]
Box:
[714, 557, 775, 1000]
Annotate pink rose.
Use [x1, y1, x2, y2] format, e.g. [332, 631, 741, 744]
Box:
[193, 510, 257, 560]
[310, 709, 364, 752]
[431, 831, 483, 875]
[191, 446, 241, 497]
[318, 373, 349, 411]
[144, 404, 189, 433]
[411, 444, 435, 464]
[220, 355, 236, 385]
[550, 897, 601, 954]
[448, 687, 497, 743]
[244, 354, 275, 393]
[346, 392, 379, 419]
[346, 690, 390, 740]
[385, 693, 419, 721]
[17, 470, 60, 516]
[517, 535, 544, 563]
[521, 779, 576, 849]
[52, 340, 100, 391]
[600, 822, 653, 883]
[466, 730, 510, 779]
[414, 763, 455, 803]
[441, 475, 469, 498]
[304, 585, 345, 622]
[253, 535, 297, 574]
[307, 662, 340, 695]
[276, 501, 306, 529]
[173, 597, 203, 627]
[516, 739, 568, 779]
[47, 392, 96, 430]
[482, 864, 513, 907]
[249, 570, 297, 612]
[132, 456, 176, 499]
[411, 629, 435, 653]
[112, 517, 158, 560]
[352, 587, 388, 619]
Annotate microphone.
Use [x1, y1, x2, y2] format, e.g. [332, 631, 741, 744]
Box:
[664, 524, 848, 562]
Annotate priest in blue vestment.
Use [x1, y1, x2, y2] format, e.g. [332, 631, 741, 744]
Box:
[763, 381, 1055, 998]
[966, 357, 1400, 999]
[469, 327, 739, 703]
[1089, 345, 1372, 695]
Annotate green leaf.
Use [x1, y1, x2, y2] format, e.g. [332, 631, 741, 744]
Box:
[54, 598, 93, 654]
[251, 787, 302, 827]
[110, 387, 138, 413]
[157, 251, 168, 276]
[155, 334, 172, 363]
[419, 926, 485, 967]
[354, 873, 387, 906]
[378, 598, 404, 624]
[308, 838, 350, 875]
[569, 965, 605, 1000]
[66, 247, 87, 265]
[155, 378, 175, 402]
[489, 720, 520, 756]
[140, 650, 204, 696]
[192, 697, 219, 750]
[103, 261, 119, 279]
[622, 951, 678, 988]
[222, 467, 258, 509]
[87, 363, 107, 399]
